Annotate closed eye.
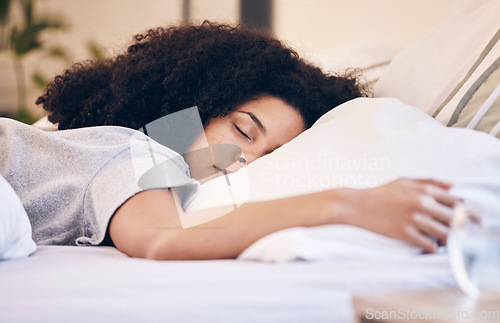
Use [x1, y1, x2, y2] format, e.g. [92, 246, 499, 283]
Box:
[233, 124, 252, 141]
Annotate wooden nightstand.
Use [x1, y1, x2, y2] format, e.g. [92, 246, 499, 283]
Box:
[353, 289, 500, 323]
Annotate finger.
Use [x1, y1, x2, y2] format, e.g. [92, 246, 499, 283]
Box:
[429, 187, 462, 207]
[420, 195, 454, 225]
[468, 211, 483, 226]
[405, 226, 439, 253]
[413, 213, 449, 246]
[413, 178, 453, 190]
[460, 203, 483, 226]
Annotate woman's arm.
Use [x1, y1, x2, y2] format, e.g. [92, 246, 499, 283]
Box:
[109, 178, 459, 260]
[109, 187, 341, 260]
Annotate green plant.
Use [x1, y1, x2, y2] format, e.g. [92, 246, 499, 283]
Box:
[86, 39, 106, 61]
[0, 0, 12, 49]
[1, 0, 106, 124]
[30, 40, 106, 98]
[3, 0, 68, 123]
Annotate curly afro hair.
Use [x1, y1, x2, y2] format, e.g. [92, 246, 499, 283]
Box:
[36, 21, 365, 131]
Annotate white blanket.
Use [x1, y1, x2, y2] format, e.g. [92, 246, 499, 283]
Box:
[186, 98, 500, 262]
[0, 175, 36, 260]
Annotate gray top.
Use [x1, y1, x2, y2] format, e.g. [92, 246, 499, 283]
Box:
[0, 118, 199, 246]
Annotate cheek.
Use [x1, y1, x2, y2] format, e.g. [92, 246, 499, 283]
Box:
[188, 132, 209, 152]
[204, 121, 237, 146]
[204, 122, 247, 163]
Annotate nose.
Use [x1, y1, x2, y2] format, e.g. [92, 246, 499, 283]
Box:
[238, 142, 270, 166]
[239, 151, 257, 165]
[211, 144, 258, 173]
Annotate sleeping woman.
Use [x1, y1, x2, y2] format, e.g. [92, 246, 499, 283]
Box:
[0, 22, 459, 260]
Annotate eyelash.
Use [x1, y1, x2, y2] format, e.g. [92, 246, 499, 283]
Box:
[233, 124, 252, 141]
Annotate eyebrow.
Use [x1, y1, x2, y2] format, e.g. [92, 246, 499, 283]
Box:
[238, 111, 267, 135]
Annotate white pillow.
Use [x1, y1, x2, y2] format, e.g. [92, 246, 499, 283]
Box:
[238, 225, 422, 263]
[373, 0, 500, 119]
[186, 98, 500, 261]
[189, 98, 500, 206]
[0, 176, 37, 260]
[310, 44, 400, 91]
[450, 62, 500, 138]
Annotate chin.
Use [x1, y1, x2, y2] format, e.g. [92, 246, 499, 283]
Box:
[196, 171, 225, 185]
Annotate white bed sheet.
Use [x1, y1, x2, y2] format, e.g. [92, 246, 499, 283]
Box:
[0, 246, 455, 322]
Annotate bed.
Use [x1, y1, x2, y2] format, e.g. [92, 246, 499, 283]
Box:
[1, 0, 500, 322]
[0, 246, 456, 323]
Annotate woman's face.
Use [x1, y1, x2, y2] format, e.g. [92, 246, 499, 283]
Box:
[186, 96, 306, 183]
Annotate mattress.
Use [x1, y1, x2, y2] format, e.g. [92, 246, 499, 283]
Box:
[0, 246, 455, 322]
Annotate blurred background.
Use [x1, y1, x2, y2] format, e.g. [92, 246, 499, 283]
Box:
[0, 0, 450, 123]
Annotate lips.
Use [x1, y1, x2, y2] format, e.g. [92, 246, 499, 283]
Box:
[213, 166, 235, 176]
[214, 166, 225, 176]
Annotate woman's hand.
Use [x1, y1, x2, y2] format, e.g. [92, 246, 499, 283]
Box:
[110, 177, 459, 260]
[334, 178, 461, 253]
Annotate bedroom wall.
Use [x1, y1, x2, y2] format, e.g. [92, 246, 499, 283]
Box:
[273, 0, 451, 57]
[0, 0, 450, 117]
